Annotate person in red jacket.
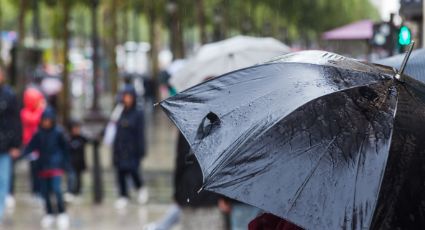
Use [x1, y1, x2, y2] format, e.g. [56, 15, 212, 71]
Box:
[21, 88, 46, 145]
[19, 87, 46, 200]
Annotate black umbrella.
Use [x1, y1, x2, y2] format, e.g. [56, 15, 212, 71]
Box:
[160, 50, 425, 230]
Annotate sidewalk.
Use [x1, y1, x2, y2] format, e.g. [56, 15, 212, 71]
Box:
[1, 110, 181, 230]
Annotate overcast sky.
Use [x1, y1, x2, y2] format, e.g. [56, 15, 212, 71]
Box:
[370, 0, 400, 20]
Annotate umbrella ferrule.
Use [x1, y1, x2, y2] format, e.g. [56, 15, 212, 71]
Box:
[395, 41, 415, 82]
[197, 186, 204, 194]
[395, 73, 401, 80]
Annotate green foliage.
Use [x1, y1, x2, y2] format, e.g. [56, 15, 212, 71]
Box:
[0, 0, 379, 46]
[247, 0, 379, 40]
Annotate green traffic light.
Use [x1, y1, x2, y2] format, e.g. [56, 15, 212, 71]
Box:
[399, 26, 411, 46]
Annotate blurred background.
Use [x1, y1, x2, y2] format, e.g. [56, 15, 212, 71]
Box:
[0, 0, 422, 229]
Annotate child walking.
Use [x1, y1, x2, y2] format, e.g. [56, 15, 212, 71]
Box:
[68, 121, 87, 197]
[23, 107, 71, 229]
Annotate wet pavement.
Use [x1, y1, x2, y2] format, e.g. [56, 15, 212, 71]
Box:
[1, 109, 181, 230]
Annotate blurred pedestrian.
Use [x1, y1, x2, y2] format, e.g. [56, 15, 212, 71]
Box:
[23, 107, 71, 229]
[174, 132, 224, 230]
[113, 87, 148, 209]
[19, 86, 46, 206]
[0, 65, 22, 223]
[67, 120, 88, 198]
[144, 203, 181, 230]
[218, 199, 262, 230]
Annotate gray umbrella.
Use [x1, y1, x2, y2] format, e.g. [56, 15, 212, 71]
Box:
[160, 50, 425, 230]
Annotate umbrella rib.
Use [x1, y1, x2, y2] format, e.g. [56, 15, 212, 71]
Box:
[286, 136, 337, 214]
[205, 142, 324, 191]
[350, 129, 367, 226]
[253, 82, 384, 144]
[202, 119, 267, 185]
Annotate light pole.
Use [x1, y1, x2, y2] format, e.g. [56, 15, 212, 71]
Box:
[423, 0, 425, 47]
[213, 7, 223, 42]
[166, 0, 184, 59]
[86, 0, 105, 205]
[32, 0, 41, 42]
[91, 0, 100, 114]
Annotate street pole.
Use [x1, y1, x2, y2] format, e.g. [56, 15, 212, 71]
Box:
[32, 0, 41, 43]
[86, 0, 105, 205]
[389, 13, 395, 57]
[91, 0, 100, 114]
[61, 0, 71, 124]
[213, 7, 223, 41]
[423, 0, 425, 47]
[196, 0, 207, 44]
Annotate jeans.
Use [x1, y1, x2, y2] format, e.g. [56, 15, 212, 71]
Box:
[230, 203, 261, 230]
[9, 160, 15, 195]
[30, 161, 41, 195]
[155, 204, 181, 230]
[40, 176, 65, 214]
[116, 168, 143, 198]
[0, 154, 11, 220]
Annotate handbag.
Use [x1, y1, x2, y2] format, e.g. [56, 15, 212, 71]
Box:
[102, 103, 124, 146]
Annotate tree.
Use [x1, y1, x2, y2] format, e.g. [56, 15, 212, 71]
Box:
[145, 0, 165, 100]
[60, 0, 71, 124]
[196, 0, 207, 44]
[17, 0, 29, 46]
[103, 0, 119, 96]
[167, 0, 185, 59]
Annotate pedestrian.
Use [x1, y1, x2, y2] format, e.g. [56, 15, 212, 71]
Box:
[0, 65, 21, 223]
[218, 198, 262, 230]
[19, 86, 46, 206]
[67, 120, 88, 198]
[113, 87, 148, 209]
[174, 132, 224, 230]
[23, 107, 71, 229]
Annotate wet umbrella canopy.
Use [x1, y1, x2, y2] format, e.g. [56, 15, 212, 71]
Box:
[160, 50, 425, 230]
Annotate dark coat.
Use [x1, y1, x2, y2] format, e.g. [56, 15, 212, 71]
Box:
[113, 105, 145, 170]
[174, 132, 219, 207]
[69, 135, 88, 171]
[0, 84, 22, 153]
[24, 109, 71, 172]
[248, 213, 303, 230]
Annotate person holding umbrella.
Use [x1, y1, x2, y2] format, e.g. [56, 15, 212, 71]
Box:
[160, 46, 425, 229]
[113, 86, 148, 209]
[173, 132, 224, 230]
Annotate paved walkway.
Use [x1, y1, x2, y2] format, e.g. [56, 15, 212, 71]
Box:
[1, 110, 181, 230]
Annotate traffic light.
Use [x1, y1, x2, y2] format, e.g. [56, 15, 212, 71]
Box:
[371, 22, 392, 47]
[371, 22, 398, 56]
[398, 25, 411, 46]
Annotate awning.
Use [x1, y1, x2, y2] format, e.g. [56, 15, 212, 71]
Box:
[322, 20, 374, 40]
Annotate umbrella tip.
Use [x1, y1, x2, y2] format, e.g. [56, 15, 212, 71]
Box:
[395, 40, 415, 81]
[197, 186, 204, 194]
[153, 102, 160, 107]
